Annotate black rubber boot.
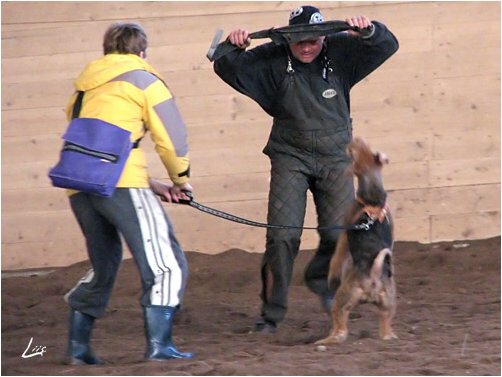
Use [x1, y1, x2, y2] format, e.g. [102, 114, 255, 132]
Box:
[251, 318, 277, 334]
[143, 305, 194, 360]
[67, 309, 102, 365]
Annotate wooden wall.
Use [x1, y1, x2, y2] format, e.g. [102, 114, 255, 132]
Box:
[2, 1, 500, 270]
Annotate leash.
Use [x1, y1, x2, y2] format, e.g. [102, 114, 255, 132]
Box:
[178, 193, 374, 231]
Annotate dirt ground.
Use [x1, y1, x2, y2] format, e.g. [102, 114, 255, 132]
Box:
[1, 236, 500, 376]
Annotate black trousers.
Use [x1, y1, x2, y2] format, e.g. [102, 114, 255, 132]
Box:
[65, 188, 189, 318]
[260, 131, 354, 324]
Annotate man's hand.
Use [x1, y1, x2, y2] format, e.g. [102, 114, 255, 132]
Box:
[227, 29, 251, 49]
[345, 15, 374, 37]
[149, 179, 193, 203]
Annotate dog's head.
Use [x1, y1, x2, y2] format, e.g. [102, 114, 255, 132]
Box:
[347, 137, 389, 207]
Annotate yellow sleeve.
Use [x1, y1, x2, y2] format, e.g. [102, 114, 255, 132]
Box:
[143, 80, 191, 185]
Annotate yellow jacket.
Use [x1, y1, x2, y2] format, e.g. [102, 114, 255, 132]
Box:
[66, 53, 190, 189]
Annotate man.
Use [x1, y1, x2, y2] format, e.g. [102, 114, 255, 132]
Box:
[64, 22, 194, 363]
[213, 5, 399, 333]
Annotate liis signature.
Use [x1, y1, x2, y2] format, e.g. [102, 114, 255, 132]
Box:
[21, 337, 46, 358]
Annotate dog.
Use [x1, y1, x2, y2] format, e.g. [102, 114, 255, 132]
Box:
[316, 137, 397, 345]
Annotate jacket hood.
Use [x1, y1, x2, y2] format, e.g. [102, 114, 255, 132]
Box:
[74, 53, 162, 91]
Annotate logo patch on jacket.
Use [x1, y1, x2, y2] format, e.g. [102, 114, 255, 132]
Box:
[322, 89, 337, 99]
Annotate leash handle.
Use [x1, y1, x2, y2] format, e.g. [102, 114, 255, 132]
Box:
[177, 190, 193, 205]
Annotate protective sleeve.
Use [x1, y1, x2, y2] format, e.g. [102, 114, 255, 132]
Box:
[213, 42, 284, 116]
[329, 21, 399, 87]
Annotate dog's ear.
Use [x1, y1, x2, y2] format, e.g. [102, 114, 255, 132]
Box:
[374, 152, 389, 166]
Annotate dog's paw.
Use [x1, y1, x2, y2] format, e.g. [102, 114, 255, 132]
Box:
[381, 331, 398, 340]
[315, 331, 348, 345]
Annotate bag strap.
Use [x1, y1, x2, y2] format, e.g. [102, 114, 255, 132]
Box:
[71, 90, 145, 148]
[72, 91, 85, 119]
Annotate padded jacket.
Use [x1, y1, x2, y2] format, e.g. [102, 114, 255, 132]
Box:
[214, 21, 399, 131]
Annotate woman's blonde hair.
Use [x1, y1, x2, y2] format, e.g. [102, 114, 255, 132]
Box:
[103, 22, 147, 55]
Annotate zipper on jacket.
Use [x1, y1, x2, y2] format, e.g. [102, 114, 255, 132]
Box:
[63, 142, 118, 163]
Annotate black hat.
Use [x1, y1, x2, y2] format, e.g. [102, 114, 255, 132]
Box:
[289, 5, 324, 26]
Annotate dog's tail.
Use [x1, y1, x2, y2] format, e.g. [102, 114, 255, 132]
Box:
[370, 248, 393, 281]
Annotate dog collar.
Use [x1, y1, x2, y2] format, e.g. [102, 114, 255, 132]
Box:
[354, 197, 389, 224]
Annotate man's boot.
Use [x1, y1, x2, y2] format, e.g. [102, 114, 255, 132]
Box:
[67, 309, 102, 365]
[143, 305, 194, 361]
[251, 317, 277, 334]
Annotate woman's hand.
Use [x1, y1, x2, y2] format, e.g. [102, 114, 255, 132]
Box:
[150, 179, 193, 203]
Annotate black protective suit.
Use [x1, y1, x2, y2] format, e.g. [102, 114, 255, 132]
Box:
[214, 21, 399, 325]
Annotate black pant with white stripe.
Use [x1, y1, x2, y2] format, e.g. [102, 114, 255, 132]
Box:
[65, 188, 188, 318]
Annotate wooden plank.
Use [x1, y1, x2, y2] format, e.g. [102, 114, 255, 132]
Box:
[392, 215, 431, 243]
[356, 75, 498, 116]
[2, 202, 499, 271]
[432, 1, 500, 24]
[359, 134, 431, 163]
[431, 75, 500, 110]
[186, 120, 271, 150]
[383, 161, 430, 191]
[1, 43, 224, 89]
[428, 106, 500, 136]
[351, 107, 432, 138]
[12, 181, 481, 246]
[2, 184, 499, 269]
[2, 2, 498, 58]
[2, 161, 56, 190]
[433, 20, 500, 51]
[432, 129, 500, 160]
[352, 80, 431, 114]
[1, 171, 272, 216]
[8, 140, 498, 192]
[430, 158, 500, 187]
[2, 187, 72, 213]
[384, 23, 432, 54]
[3, 72, 499, 135]
[2, 134, 63, 165]
[431, 47, 499, 79]
[178, 94, 267, 124]
[2, 181, 500, 250]
[2, 144, 274, 189]
[1, 199, 269, 245]
[2, 210, 81, 244]
[389, 183, 501, 219]
[385, 198, 500, 244]
[2, 107, 67, 137]
[5, 177, 498, 224]
[9, 104, 497, 170]
[1, 3, 332, 58]
[2, 79, 268, 123]
[356, 51, 433, 85]
[2, 51, 100, 84]
[2, 46, 440, 89]
[0, 1, 356, 25]
[2, 79, 73, 110]
[1, 239, 88, 270]
[431, 210, 500, 242]
[357, 45, 500, 85]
